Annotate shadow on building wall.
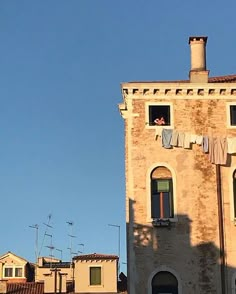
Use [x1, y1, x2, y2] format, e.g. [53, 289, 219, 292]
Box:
[127, 199, 235, 294]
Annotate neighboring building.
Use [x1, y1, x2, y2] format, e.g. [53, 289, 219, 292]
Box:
[0, 252, 121, 294]
[73, 253, 118, 294]
[36, 257, 74, 293]
[119, 36, 236, 293]
[0, 252, 34, 283]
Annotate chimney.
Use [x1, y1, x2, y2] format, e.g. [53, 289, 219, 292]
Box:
[189, 36, 209, 83]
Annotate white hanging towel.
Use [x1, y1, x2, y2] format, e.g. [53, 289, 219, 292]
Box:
[227, 137, 236, 154]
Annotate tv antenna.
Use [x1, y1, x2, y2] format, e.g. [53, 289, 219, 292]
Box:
[39, 214, 53, 257]
[29, 224, 39, 263]
[67, 221, 76, 260]
[45, 233, 55, 263]
[78, 243, 84, 254]
[56, 248, 63, 260]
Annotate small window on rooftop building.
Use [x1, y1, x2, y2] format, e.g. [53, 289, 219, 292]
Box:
[90, 267, 102, 286]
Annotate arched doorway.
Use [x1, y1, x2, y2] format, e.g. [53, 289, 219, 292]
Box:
[152, 271, 178, 294]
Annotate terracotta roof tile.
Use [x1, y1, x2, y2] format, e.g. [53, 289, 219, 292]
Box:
[73, 253, 118, 260]
[7, 282, 43, 294]
[208, 74, 236, 83]
[124, 74, 236, 84]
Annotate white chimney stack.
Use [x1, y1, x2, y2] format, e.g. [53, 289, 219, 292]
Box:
[189, 36, 209, 83]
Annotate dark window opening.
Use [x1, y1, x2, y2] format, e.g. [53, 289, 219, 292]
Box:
[151, 179, 174, 218]
[4, 268, 13, 277]
[151, 167, 174, 219]
[230, 105, 236, 126]
[149, 105, 171, 126]
[15, 268, 23, 277]
[233, 170, 236, 218]
[152, 271, 178, 294]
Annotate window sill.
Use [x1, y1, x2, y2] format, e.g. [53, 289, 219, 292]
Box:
[146, 124, 173, 130]
[147, 217, 178, 223]
[89, 285, 103, 288]
[226, 125, 236, 129]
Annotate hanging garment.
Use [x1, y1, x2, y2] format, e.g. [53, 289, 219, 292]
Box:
[202, 136, 209, 153]
[196, 135, 203, 145]
[184, 133, 191, 149]
[155, 126, 163, 140]
[170, 130, 179, 146]
[162, 129, 173, 149]
[227, 137, 236, 154]
[178, 132, 185, 147]
[209, 137, 227, 165]
[208, 137, 214, 163]
[190, 134, 197, 143]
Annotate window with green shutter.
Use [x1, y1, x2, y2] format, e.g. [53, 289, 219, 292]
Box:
[151, 167, 174, 219]
[90, 267, 101, 285]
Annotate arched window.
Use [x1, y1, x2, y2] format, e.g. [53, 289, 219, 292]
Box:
[233, 170, 236, 219]
[151, 166, 174, 219]
[152, 271, 178, 294]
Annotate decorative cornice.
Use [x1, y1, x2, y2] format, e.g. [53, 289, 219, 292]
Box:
[121, 83, 236, 100]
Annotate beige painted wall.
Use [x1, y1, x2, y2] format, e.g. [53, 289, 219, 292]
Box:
[0, 252, 27, 282]
[43, 272, 67, 293]
[36, 266, 73, 282]
[120, 82, 236, 294]
[74, 259, 117, 293]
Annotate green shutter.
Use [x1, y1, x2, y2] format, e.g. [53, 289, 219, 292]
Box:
[157, 180, 169, 192]
[90, 267, 101, 285]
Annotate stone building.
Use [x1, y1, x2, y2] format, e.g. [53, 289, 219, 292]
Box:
[119, 36, 236, 294]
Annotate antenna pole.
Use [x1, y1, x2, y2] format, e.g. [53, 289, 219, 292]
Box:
[29, 224, 39, 263]
[39, 214, 53, 257]
[67, 221, 76, 261]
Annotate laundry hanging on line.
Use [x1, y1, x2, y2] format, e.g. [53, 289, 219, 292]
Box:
[155, 128, 229, 165]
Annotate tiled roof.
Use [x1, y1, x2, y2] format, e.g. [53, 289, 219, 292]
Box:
[125, 74, 236, 84]
[7, 282, 43, 294]
[73, 253, 119, 260]
[208, 74, 236, 83]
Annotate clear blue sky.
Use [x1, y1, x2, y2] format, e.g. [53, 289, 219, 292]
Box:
[0, 0, 236, 274]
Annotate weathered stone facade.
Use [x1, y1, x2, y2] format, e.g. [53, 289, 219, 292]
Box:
[119, 37, 236, 293]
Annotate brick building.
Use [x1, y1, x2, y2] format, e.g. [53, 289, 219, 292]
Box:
[119, 37, 236, 293]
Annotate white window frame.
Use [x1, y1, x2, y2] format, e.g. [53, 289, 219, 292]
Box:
[3, 265, 24, 279]
[229, 165, 236, 223]
[3, 267, 13, 278]
[146, 163, 178, 223]
[89, 265, 103, 287]
[226, 102, 236, 128]
[145, 102, 174, 129]
[14, 267, 23, 277]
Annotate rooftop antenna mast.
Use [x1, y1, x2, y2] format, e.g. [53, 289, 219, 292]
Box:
[78, 243, 84, 254]
[66, 221, 76, 260]
[45, 233, 55, 264]
[39, 213, 53, 257]
[29, 224, 39, 263]
[56, 248, 63, 261]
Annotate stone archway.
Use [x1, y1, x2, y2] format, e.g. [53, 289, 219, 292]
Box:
[152, 271, 178, 294]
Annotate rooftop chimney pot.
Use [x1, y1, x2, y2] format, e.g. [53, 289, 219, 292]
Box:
[189, 36, 209, 83]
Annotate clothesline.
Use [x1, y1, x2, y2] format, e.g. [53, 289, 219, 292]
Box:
[155, 127, 235, 165]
